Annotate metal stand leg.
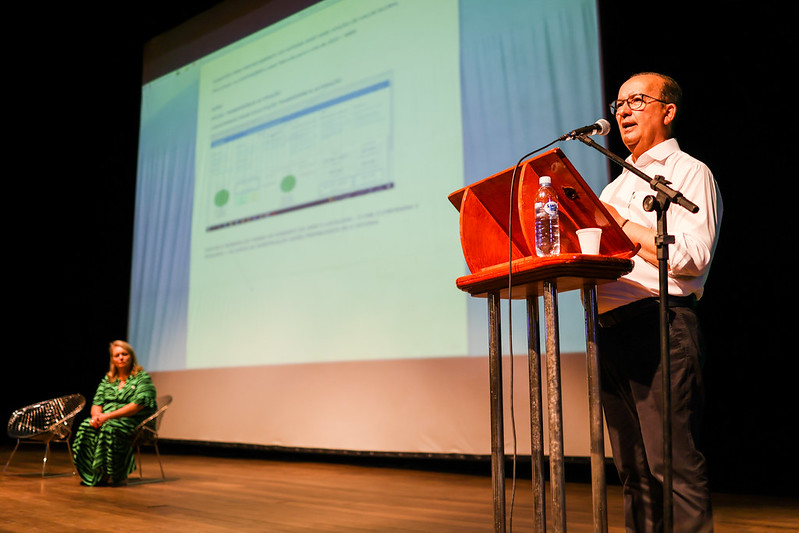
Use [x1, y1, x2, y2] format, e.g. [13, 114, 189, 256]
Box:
[42, 442, 51, 477]
[3, 440, 21, 474]
[543, 280, 566, 532]
[583, 284, 608, 533]
[488, 292, 506, 532]
[527, 296, 546, 532]
[137, 446, 144, 478]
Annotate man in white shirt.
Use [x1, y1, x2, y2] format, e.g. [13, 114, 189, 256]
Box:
[597, 72, 722, 533]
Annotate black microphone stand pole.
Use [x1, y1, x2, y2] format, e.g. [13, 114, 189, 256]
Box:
[573, 134, 698, 533]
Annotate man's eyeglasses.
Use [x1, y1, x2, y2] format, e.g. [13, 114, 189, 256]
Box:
[609, 94, 670, 115]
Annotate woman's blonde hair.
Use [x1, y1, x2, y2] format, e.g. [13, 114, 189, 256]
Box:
[107, 340, 143, 381]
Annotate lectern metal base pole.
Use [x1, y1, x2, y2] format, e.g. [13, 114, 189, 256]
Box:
[527, 296, 546, 532]
[544, 280, 566, 532]
[488, 291, 506, 532]
[583, 284, 608, 533]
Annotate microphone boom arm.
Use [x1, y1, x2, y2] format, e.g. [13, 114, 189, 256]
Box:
[574, 134, 699, 214]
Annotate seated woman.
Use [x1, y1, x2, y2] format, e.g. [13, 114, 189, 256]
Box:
[73, 340, 157, 486]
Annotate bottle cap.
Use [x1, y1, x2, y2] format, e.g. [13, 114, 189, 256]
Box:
[539, 176, 552, 186]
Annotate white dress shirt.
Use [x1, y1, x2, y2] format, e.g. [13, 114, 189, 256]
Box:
[596, 138, 723, 314]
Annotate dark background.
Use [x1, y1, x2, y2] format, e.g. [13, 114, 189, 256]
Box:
[4, 1, 794, 496]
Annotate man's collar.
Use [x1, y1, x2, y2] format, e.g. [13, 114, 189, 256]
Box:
[628, 138, 680, 167]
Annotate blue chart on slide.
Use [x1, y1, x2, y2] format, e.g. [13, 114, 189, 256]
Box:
[206, 77, 394, 232]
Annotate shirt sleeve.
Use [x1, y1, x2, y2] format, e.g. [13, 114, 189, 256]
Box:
[663, 155, 722, 279]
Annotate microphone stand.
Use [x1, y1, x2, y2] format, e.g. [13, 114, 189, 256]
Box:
[573, 134, 698, 533]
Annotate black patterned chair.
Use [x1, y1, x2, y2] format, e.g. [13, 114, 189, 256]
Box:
[3, 393, 86, 477]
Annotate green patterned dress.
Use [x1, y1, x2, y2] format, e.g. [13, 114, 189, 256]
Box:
[72, 370, 157, 485]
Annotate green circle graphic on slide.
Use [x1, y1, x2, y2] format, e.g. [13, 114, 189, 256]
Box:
[281, 175, 297, 192]
[214, 189, 230, 207]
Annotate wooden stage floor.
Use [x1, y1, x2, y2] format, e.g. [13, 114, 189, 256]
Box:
[1, 445, 797, 532]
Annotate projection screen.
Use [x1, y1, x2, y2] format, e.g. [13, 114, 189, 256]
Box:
[131, 0, 610, 456]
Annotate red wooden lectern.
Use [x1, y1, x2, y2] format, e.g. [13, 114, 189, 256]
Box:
[449, 148, 637, 533]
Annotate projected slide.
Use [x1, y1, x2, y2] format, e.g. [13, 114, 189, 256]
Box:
[186, 0, 466, 368]
[132, 0, 608, 374]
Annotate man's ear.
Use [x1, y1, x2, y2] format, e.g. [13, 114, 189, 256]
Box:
[663, 103, 677, 127]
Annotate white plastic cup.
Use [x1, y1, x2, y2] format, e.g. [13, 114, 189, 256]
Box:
[576, 228, 602, 255]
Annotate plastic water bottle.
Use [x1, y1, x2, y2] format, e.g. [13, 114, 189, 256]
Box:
[534, 176, 560, 256]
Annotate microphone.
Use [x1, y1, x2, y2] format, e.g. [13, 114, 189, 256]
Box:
[558, 119, 611, 141]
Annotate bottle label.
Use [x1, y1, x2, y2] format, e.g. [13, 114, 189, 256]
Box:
[543, 200, 558, 216]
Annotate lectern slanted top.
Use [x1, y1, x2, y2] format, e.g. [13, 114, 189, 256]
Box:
[449, 148, 637, 297]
